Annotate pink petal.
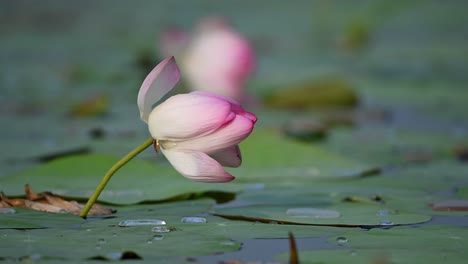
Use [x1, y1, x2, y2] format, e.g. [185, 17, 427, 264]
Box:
[183, 26, 255, 100]
[191, 91, 257, 123]
[161, 149, 235, 182]
[148, 93, 234, 140]
[171, 114, 255, 154]
[191, 91, 240, 106]
[158, 26, 190, 58]
[137, 56, 180, 123]
[210, 145, 242, 167]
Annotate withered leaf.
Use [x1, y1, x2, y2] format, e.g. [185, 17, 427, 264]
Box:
[0, 185, 114, 216]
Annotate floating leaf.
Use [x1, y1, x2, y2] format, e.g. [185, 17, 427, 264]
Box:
[69, 94, 109, 117]
[276, 226, 468, 263]
[277, 248, 467, 264]
[263, 78, 358, 109]
[0, 208, 83, 229]
[0, 200, 242, 260]
[213, 203, 430, 227]
[0, 225, 240, 261]
[236, 129, 372, 182]
[0, 155, 241, 205]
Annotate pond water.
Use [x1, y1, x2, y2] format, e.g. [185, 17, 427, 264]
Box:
[1, 1, 467, 263]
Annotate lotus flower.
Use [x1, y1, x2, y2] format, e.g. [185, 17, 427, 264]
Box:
[158, 16, 255, 102]
[138, 56, 257, 182]
[158, 26, 190, 59]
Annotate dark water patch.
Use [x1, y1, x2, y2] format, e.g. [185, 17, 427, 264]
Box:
[413, 215, 468, 227]
[197, 236, 341, 263]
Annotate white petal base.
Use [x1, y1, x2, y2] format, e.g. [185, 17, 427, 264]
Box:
[161, 149, 235, 183]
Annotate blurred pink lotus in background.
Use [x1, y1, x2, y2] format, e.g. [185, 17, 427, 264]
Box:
[158, 16, 256, 102]
[138, 56, 257, 182]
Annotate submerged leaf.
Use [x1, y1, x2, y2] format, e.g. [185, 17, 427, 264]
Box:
[69, 94, 109, 117]
[263, 78, 358, 109]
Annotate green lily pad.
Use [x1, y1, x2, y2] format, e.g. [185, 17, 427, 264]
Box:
[232, 181, 445, 221]
[0, 200, 342, 261]
[276, 226, 468, 263]
[322, 126, 468, 165]
[213, 203, 430, 227]
[458, 186, 468, 199]
[84, 200, 344, 240]
[1, 129, 373, 205]
[237, 129, 372, 182]
[0, 200, 240, 261]
[328, 225, 468, 249]
[0, 155, 242, 205]
[0, 226, 240, 261]
[0, 208, 84, 229]
[276, 248, 467, 264]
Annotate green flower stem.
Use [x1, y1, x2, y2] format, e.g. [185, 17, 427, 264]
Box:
[79, 137, 154, 218]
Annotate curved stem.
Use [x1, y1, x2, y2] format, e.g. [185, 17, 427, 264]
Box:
[80, 137, 154, 218]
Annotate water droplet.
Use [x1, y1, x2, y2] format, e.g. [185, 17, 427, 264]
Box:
[220, 240, 236, 246]
[181, 217, 207, 223]
[151, 226, 171, 233]
[95, 245, 102, 250]
[0, 208, 16, 214]
[376, 210, 394, 216]
[336, 236, 348, 245]
[379, 219, 394, 226]
[286, 208, 340, 218]
[97, 238, 107, 245]
[147, 235, 164, 243]
[118, 219, 166, 227]
[350, 250, 358, 256]
[154, 234, 164, 240]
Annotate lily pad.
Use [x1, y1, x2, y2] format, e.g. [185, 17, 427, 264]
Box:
[84, 200, 344, 240]
[236, 129, 372, 182]
[276, 248, 468, 264]
[0, 200, 240, 261]
[0, 225, 240, 261]
[213, 203, 430, 227]
[0, 155, 242, 205]
[276, 226, 468, 263]
[0, 200, 342, 261]
[0, 208, 83, 229]
[328, 225, 468, 249]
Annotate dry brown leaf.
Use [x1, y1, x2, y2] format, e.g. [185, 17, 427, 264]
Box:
[25, 200, 68, 214]
[0, 185, 114, 216]
[25, 184, 41, 200]
[0, 192, 27, 207]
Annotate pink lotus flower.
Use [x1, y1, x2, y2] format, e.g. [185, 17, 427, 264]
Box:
[159, 16, 255, 102]
[138, 56, 257, 182]
[158, 26, 190, 59]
